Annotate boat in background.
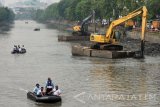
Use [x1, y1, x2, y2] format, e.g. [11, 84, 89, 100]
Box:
[34, 28, 40, 31]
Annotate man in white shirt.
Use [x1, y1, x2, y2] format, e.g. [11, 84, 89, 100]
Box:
[18, 45, 21, 52]
[53, 85, 61, 96]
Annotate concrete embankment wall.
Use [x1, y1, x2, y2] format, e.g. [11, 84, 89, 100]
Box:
[127, 31, 160, 43]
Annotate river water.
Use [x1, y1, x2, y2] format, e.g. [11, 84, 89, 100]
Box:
[0, 20, 160, 107]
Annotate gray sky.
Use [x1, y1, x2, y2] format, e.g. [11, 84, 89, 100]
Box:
[4, 0, 60, 6]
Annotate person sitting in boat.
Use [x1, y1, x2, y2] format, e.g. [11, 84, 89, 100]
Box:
[33, 83, 40, 94]
[13, 45, 19, 52]
[48, 85, 61, 96]
[37, 87, 45, 97]
[45, 77, 54, 95]
[21, 45, 26, 52]
[21, 45, 25, 50]
[13, 45, 17, 52]
[53, 85, 61, 96]
[18, 45, 21, 52]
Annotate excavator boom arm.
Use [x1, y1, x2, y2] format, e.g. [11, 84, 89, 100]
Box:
[80, 10, 95, 31]
[106, 6, 147, 42]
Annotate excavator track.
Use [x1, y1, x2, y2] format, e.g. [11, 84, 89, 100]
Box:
[101, 44, 123, 51]
[91, 44, 123, 51]
[72, 31, 82, 36]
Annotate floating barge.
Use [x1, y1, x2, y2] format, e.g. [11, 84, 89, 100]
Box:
[58, 35, 90, 41]
[72, 45, 135, 59]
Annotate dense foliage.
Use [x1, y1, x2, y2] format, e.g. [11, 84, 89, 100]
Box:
[0, 7, 15, 22]
[33, 0, 160, 21]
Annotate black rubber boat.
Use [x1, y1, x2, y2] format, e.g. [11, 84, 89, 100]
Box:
[27, 92, 61, 103]
[11, 49, 26, 54]
[34, 28, 40, 31]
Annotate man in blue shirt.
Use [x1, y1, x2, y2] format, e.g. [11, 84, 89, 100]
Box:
[45, 77, 54, 95]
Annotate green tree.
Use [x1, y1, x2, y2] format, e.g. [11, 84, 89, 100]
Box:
[75, 0, 92, 20]
[33, 0, 160, 22]
[0, 7, 15, 22]
[44, 3, 59, 20]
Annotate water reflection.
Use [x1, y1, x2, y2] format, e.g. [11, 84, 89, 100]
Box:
[35, 102, 62, 107]
[0, 22, 14, 34]
[89, 58, 160, 106]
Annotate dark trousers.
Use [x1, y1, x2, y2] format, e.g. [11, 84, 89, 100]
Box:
[46, 88, 52, 95]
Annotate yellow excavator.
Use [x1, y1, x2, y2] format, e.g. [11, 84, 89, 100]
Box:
[90, 6, 147, 57]
[72, 10, 95, 36]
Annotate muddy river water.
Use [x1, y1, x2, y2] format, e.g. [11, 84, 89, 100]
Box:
[0, 20, 160, 107]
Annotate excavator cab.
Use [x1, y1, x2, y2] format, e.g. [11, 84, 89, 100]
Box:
[90, 30, 120, 43]
[72, 24, 90, 36]
[90, 30, 123, 50]
[73, 25, 81, 32]
[72, 10, 95, 36]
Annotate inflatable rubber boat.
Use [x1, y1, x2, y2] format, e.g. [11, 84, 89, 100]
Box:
[34, 28, 40, 31]
[27, 92, 61, 103]
[11, 49, 26, 54]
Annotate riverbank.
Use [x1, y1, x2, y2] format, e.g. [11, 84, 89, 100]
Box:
[127, 30, 160, 44]
[121, 37, 160, 56]
[44, 20, 102, 33]
[45, 20, 74, 32]
[125, 31, 160, 56]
